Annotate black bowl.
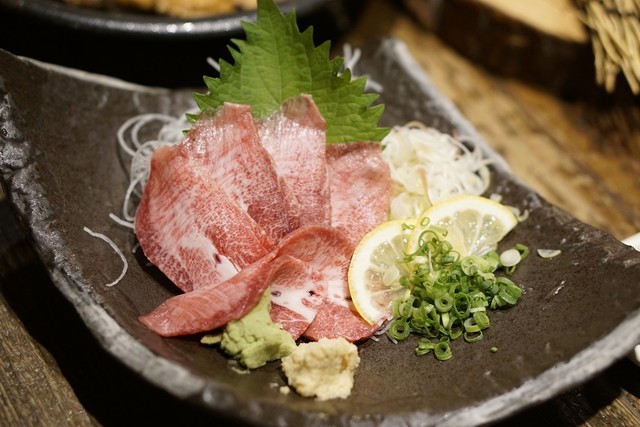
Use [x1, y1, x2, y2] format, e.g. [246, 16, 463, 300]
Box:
[0, 0, 364, 87]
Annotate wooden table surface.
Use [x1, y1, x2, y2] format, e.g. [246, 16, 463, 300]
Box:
[1, 1, 639, 426]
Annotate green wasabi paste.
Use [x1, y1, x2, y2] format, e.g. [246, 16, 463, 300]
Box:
[218, 289, 296, 369]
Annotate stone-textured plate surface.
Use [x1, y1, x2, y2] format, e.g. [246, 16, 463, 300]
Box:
[1, 39, 639, 427]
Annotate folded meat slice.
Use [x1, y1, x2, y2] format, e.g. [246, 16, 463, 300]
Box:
[267, 258, 320, 340]
[327, 141, 393, 246]
[138, 225, 376, 341]
[303, 303, 382, 343]
[139, 251, 279, 337]
[258, 95, 331, 226]
[295, 225, 381, 342]
[138, 226, 326, 337]
[268, 225, 353, 340]
[135, 145, 273, 293]
[182, 103, 300, 244]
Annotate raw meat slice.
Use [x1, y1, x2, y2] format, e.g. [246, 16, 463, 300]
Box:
[269, 304, 311, 341]
[303, 303, 381, 343]
[267, 258, 321, 340]
[269, 225, 354, 339]
[182, 103, 300, 244]
[298, 224, 382, 342]
[139, 251, 278, 337]
[326, 141, 393, 246]
[258, 95, 331, 226]
[135, 145, 273, 292]
[136, 99, 392, 342]
[138, 225, 368, 339]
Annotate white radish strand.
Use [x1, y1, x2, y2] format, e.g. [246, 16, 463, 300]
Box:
[381, 122, 492, 220]
[83, 226, 128, 287]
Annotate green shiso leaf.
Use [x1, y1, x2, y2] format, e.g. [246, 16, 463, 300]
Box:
[192, 0, 389, 144]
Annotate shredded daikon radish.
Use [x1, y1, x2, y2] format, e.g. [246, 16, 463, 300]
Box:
[116, 110, 195, 220]
[206, 57, 221, 72]
[117, 113, 178, 156]
[381, 122, 491, 220]
[83, 226, 128, 287]
[109, 213, 134, 229]
[342, 43, 383, 94]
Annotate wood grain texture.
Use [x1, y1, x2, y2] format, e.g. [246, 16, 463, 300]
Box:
[0, 202, 99, 427]
[0, 297, 97, 426]
[403, 0, 595, 96]
[1, 0, 639, 425]
[459, 0, 587, 41]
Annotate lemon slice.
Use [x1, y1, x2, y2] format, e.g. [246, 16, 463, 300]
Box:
[348, 219, 415, 325]
[408, 194, 518, 258]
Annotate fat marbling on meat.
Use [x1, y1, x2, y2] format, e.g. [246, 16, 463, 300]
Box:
[134, 144, 273, 293]
[181, 102, 301, 245]
[139, 225, 374, 339]
[136, 96, 392, 342]
[327, 141, 393, 246]
[258, 95, 331, 226]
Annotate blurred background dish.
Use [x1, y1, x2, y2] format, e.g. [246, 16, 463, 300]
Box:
[0, 0, 365, 87]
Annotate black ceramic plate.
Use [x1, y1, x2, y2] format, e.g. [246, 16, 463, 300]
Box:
[0, 0, 363, 87]
[1, 39, 640, 427]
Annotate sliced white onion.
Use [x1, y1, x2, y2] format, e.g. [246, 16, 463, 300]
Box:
[537, 249, 562, 259]
[500, 248, 522, 267]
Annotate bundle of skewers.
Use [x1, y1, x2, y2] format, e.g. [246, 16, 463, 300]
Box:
[577, 0, 640, 94]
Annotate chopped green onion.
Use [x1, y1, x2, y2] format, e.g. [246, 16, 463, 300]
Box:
[415, 338, 436, 356]
[434, 340, 452, 361]
[452, 292, 470, 319]
[515, 243, 529, 260]
[463, 316, 480, 332]
[473, 311, 490, 329]
[503, 244, 529, 275]
[434, 293, 453, 312]
[463, 330, 483, 343]
[447, 317, 463, 340]
[386, 223, 526, 361]
[388, 319, 411, 341]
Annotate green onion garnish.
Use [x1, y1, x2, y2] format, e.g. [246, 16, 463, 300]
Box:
[387, 226, 526, 360]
